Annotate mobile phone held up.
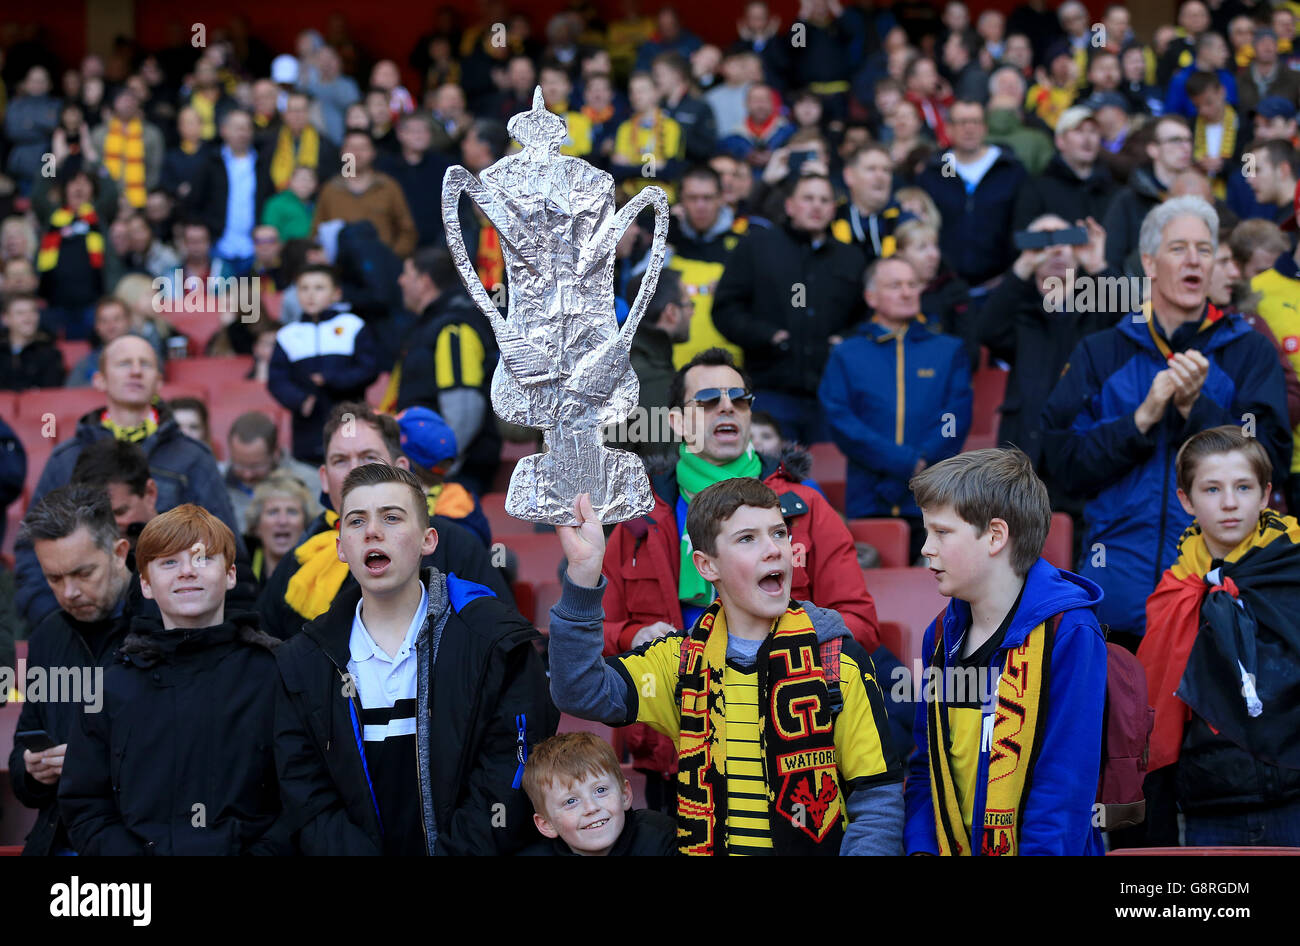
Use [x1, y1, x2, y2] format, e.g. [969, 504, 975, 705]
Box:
[15, 729, 56, 752]
[1013, 226, 1088, 251]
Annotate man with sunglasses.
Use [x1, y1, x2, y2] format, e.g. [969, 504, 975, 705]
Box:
[599, 346, 883, 812]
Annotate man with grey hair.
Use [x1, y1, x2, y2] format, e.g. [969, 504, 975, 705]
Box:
[8, 485, 153, 855]
[1041, 195, 1290, 645]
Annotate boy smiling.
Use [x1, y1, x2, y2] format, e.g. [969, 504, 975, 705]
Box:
[550, 479, 902, 856]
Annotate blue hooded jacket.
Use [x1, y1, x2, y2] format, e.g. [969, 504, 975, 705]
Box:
[1039, 307, 1290, 636]
[820, 317, 972, 519]
[903, 558, 1107, 856]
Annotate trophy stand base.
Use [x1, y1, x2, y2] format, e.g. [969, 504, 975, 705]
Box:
[505, 434, 654, 526]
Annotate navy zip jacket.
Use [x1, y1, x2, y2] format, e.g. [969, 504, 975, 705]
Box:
[269, 302, 381, 463]
[820, 317, 972, 518]
[1040, 305, 1290, 636]
[916, 146, 1027, 287]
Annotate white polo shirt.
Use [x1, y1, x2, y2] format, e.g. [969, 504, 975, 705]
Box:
[347, 586, 428, 742]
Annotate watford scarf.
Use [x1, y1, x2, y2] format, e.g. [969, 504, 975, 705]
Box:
[285, 511, 348, 621]
[1139, 509, 1300, 772]
[927, 615, 1053, 856]
[1194, 106, 1238, 198]
[675, 444, 762, 605]
[38, 204, 104, 273]
[270, 125, 321, 191]
[103, 117, 147, 207]
[100, 407, 159, 444]
[676, 601, 845, 856]
[378, 364, 401, 413]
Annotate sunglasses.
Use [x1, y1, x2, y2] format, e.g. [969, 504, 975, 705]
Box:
[687, 387, 755, 408]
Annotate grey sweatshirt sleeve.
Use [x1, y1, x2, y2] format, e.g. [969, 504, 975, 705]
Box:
[841, 780, 905, 856]
[437, 388, 487, 461]
[547, 574, 635, 726]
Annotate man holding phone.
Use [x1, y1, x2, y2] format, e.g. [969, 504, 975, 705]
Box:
[8, 485, 149, 855]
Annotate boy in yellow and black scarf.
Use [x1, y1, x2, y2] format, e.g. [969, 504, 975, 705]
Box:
[903, 448, 1107, 856]
[550, 478, 903, 856]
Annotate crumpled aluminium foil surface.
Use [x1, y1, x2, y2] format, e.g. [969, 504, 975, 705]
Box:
[442, 87, 669, 525]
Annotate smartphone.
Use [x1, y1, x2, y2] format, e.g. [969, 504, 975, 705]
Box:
[1014, 226, 1089, 251]
[15, 729, 56, 752]
[788, 149, 817, 173]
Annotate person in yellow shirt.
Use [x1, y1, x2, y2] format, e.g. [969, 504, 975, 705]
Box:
[540, 62, 593, 158]
[549, 478, 903, 856]
[612, 72, 684, 201]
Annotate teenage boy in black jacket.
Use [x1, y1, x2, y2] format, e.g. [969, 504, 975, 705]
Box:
[59, 504, 289, 855]
[273, 463, 557, 855]
[9, 485, 150, 855]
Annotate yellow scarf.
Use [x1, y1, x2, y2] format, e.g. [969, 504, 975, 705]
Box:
[100, 407, 159, 444]
[284, 511, 349, 621]
[1194, 105, 1237, 198]
[927, 617, 1051, 856]
[426, 482, 475, 519]
[378, 364, 401, 413]
[270, 125, 320, 191]
[103, 117, 147, 207]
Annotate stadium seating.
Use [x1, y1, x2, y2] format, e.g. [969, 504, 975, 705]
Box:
[848, 518, 910, 568]
[482, 492, 533, 537]
[167, 308, 225, 354]
[512, 580, 535, 624]
[866, 566, 947, 669]
[16, 386, 102, 442]
[498, 532, 565, 586]
[557, 713, 626, 764]
[531, 581, 562, 634]
[493, 437, 538, 493]
[55, 339, 91, 374]
[165, 354, 253, 388]
[1044, 512, 1075, 571]
[969, 366, 1007, 437]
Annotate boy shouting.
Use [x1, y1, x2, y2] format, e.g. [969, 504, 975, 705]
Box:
[273, 463, 555, 855]
[550, 479, 903, 856]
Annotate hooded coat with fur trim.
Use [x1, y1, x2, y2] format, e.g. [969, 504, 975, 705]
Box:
[58, 611, 291, 855]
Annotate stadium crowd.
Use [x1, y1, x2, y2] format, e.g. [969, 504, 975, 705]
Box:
[0, 0, 1298, 856]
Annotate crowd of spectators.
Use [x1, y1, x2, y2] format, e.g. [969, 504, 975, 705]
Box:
[2, 0, 1300, 855]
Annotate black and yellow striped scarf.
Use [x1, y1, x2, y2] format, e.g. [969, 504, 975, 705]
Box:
[676, 601, 845, 856]
[927, 615, 1054, 856]
[270, 124, 321, 191]
[100, 407, 159, 444]
[103, 117, 147, 207]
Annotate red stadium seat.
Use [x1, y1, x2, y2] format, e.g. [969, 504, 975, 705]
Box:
[847, 518, 910, 568]
[0, 392, 15, 420]
[1044, 513, 1075, 570]
[55, 339, 91, 374]
[807, 441, 847, 484]
[821, 480, 845, 514]
[867, 566, 948, 669]
[12, 420, 54, 498]
[876, 620, 909, 665]
[15, 387, 102, 441]
[158, 382, 209, 406]
[498, 532, 564, 586]
[531, 581, 561, 633]
[970, 367, 1008, 437]
[167, 308, 225, 354]
[482, 492, 532, 537]
[557, 713, 625, 762]
[165, 354, 253, 388]
[962, 431, 998, 452]
[511, 580, 535, 624]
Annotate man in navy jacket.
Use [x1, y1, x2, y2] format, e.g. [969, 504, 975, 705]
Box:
[1040, 196, 1290, 643]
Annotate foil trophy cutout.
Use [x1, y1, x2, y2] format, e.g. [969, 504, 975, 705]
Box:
[442, 87, 670, 525]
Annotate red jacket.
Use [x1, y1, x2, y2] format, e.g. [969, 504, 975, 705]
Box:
[601, 452, 880, 655]
[601, 452, 880, 777]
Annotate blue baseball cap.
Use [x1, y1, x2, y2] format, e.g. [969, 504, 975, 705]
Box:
[396, 407, 459, 471]
[1257, 96, 1297, 120]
